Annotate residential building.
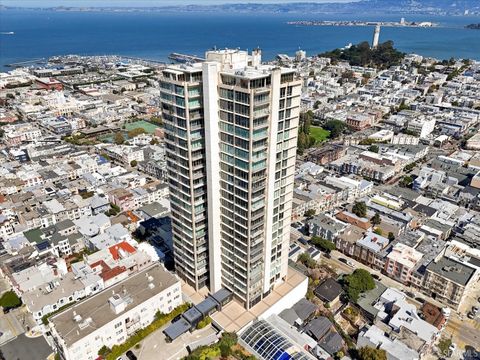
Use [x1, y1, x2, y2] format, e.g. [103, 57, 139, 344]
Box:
[49, 264, 182, 360]
[160, 48, 301, 308]
[384, 243, 423, 285]
[423, 256, 476, 309]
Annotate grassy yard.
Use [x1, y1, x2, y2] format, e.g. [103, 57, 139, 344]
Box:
[125, 120, 160, 134]
[310, 126, 330, 143]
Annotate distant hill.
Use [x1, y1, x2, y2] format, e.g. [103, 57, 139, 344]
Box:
[5, 0, 480, 15]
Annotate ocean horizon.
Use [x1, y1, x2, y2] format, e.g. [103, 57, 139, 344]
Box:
[1, 9, 480, 69]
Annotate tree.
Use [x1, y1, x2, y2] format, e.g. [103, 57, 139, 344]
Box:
[0, 291, 21, 309]
[297, 131, 308, 154]
[311, 236, 336, 253]
[305, 209, 316, 217]
[323, 120, 346, 139]
[150, 138, 159, 145]
[352, 201, 367, 218]
[127, 127, 147, 138]
[318, 40, 404, 70]
[343, 269, 375, 302]
[357, 346, 387, 360]
[114, 132, 125, 145]
[399, 175, 413, 188]
[373, 227, 383, 236]
[130, 160, 138, 167]
[219, 332, 237, 358]
[298, 253, 316, 269]
[98, 345, 111, 358]
[388, 232, 395, 241]
[150, 116, 163, 125]
[370, 213, 381, 226]
[368, 144, 379, 153]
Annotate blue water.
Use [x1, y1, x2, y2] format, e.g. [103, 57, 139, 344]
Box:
[1, 9, 480, 69]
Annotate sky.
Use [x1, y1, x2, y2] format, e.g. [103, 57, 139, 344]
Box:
[2, 0, 356, 7]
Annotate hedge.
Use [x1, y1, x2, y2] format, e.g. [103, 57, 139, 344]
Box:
[105, 303, 190, 360]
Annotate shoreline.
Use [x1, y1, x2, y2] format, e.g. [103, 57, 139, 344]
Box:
[287, 20, 438, 28]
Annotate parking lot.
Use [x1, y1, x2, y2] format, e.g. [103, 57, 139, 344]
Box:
[0, 311, 25, 347]
[0, 334, 52, 360]
[135, 324, 217, 360]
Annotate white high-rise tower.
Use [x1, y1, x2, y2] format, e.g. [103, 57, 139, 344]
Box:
[160, 49, 301, 309]
[372, 24, 381, 49]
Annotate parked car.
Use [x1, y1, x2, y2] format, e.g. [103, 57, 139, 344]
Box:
[338, 257, 348, 264]
[346, 260, 354, 267]
[472, 306, 479, 315]
[372, 274, 380, 280]
[467, 312, 475, 319]
[405, 291, 415, 298]
[415, 297, 425, 303]
[324, 253, 332, 259]
[126, 351, 137, 360]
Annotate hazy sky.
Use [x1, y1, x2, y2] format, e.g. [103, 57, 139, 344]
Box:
[2, 0, 356, 7]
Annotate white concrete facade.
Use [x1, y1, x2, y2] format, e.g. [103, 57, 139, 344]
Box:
[161, 49, 302, 309]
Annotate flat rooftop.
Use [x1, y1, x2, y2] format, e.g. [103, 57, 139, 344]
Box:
[49, 264, 178, 347]
[426, 256, 476, 286]
[210, 267, 306, 332]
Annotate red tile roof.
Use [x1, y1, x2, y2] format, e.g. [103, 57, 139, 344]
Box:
[90, 259, 127, 281]
[108, 241, 136, 260]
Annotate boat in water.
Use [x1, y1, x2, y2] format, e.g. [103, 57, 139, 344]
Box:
[1, 32, 15, 35]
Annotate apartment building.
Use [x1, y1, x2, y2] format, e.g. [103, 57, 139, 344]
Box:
[49, 264, 182, 360]
[384, 243, 423, 285]
[423, 256, 476, 309]
[160, 49, 301, 308]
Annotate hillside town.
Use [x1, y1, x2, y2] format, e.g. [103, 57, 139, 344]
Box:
[0, 44, 479, 360]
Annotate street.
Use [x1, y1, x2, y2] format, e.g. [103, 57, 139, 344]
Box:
[298, 242, 480, 354]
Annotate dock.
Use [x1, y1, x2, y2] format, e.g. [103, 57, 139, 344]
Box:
[5, 58, 46, 68]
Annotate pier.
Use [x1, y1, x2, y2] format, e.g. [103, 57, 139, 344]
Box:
[5, 58, 47, 68]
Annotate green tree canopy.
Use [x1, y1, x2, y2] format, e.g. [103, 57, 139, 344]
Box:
[114, 132, 125, 145]
[0, 291, 21, 309]
[305, 209, 316, 217]
[98, 346, 112, 358]
[319, 40, 404, 70]
[127, 127, 147, 138]
[298, 253, 316, 269]
[357, 346, 387, 360]
[368, 144, 379, 153]
[352, 201, 367, 218]
[370, 213, 382, 226]
[323, 120, 346, 139]
[399, 175, 413, 188]
[311, 237, 336, 253]
[343, 269, 375, 302]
